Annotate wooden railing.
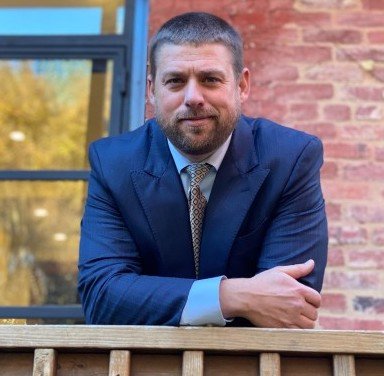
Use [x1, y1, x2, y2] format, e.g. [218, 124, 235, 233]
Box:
[0, 325, 383, 375]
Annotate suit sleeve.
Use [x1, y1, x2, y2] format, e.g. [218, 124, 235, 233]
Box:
[78, 143, 194, 325]
[257, 136, 328, 292]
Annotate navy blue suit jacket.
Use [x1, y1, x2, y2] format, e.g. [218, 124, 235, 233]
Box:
[78, 116, 328, 326]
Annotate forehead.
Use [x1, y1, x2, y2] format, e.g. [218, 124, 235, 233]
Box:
[155, 43, 234, 76]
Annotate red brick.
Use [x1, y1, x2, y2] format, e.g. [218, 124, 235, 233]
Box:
[344, 163, 384, 181]
[295, 122, 337, 139]
[349, 250, 384, 269]
[339, 226, 368, 245]
[375, 147, 384, 161]
[244, 27, 299, 45]
[252, 65, 298, 85]
[303, 29, 362, 44]
[305, 64, 363, 82]
[323, 270, 379, 289]
[328, 226, 339, 245]
[327, 247, 345, 266]
[297, 0, 358, 9]
[323, 182, 370, 200]
[260, 46, 332, 65]
[336, 12, 384, 27]
[373, 67, 384, 81]
[325, 202, 341, 220]
[328, 226, 368, 245]
[288, 103, 318, 121]
[225, 0, 270, 13]
[269, 0, 295, 10]
[321, 293, 347, 312]
[276, 28, 300, 44]
[339, 124, 384, 141]
[319, 316, 384, 330]
[324, 142, 369, 159]
[368, 31, 384, 44]
[337, 47, 384, 62]
[230, 12, 269, 29]
[249, 86, 272, 101]
[321, 161, 338, 179]
[274, 84, 333, 101]
[372, 228, 384, 245]
[341, 86, 384, 101]
[348, 206, 384, 224]
[362, 0, 384, 10]
[355, 105, 382, 120]
[323, 105, 351, 121]
[258, 101, 287, 123]
[271, 10, 330, 27]
[169, 1, 233, 15]
[354, 296, 384, 314]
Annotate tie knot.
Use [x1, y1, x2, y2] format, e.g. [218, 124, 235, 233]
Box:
[186, 163, 211, 186]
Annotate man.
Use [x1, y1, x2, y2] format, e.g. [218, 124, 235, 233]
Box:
[78, 12, 328, 328]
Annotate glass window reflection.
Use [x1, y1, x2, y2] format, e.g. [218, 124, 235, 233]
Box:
[0, 181, 86, 307]
[0, 59, 112, 170]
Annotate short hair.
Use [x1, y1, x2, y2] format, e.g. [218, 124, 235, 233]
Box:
[149, 12, 244, 79]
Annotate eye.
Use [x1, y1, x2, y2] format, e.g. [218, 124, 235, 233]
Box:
[165, 77, 184, 85]
[203, 76, 221, 84]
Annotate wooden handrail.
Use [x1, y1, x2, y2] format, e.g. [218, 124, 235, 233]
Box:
[0, 325, 383, 354]
[0, 326, 383, 375]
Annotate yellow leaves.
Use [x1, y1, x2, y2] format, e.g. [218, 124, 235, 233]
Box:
[0, 60, 90, 169]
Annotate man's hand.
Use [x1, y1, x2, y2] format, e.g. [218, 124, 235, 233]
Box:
[219, 260, 321, 328]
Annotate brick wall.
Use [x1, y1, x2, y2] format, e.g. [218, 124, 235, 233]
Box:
[148, 0, 384, 330]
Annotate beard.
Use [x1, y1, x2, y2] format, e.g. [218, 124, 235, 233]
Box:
[155, 105, 241, 156]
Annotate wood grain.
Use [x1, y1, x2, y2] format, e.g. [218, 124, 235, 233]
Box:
[182, 351, 203, 376]
[0, 326, 383, 355]
[333, 355, 356, 376]
[33, 348, 57, 376]
[131, 354, 181, 375]
[260, 353, 280, 376]
[205, 355, 259, 376]
[109, 350, 130, 376]
[57, 353, 109, 376]
[0, 352, 34, 376]
[281, 356, 332, 376]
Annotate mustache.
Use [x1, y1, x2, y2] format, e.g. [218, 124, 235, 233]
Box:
[175, 109, 219, 121]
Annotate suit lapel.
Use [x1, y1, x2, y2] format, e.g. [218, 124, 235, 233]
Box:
[199, 117, 270, 278]
[131, 121, 195, 278]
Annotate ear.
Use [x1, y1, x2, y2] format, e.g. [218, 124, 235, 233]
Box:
[147, 74, 156, 105]
[238, 68, 250, 103]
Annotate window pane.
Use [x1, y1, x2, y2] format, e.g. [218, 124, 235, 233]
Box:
[0, 1, 125, 35]
[0, 181, 85, 306]
[0, 59, 112, 170]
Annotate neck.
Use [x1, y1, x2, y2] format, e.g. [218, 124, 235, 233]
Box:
[177, 149, 215, 163]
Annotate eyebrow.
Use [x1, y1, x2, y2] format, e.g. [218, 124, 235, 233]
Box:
[161, 69, 226, 78]
[199, 70, 227, 78]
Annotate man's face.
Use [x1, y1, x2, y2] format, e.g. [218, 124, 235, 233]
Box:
[147, 43, 250, 158]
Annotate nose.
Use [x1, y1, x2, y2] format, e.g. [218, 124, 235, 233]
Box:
[184, 80, 204, 108]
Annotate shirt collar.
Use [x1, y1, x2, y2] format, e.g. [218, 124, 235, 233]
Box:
[168, 134, 232, 174]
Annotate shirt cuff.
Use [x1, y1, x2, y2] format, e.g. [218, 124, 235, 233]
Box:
[180, 276, 227, 326]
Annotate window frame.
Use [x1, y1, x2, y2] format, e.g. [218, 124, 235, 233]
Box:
[0, 0, 149, 321]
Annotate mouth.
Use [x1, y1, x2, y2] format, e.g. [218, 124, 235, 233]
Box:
[179, 116, 214, 123]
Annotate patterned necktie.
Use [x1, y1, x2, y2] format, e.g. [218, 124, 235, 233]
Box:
[186, 163, 211, 278]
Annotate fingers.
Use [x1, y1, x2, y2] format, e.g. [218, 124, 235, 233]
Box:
[301, 301, 319, 321]
[303, 287, 322, 308]
[275, 259, 315, 280]
[297, 314, 317, 329]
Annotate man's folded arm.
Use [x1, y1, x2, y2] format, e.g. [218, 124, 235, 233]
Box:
[218, 136, 328, 328]
[256, 135, 328, 291]
[78, 145, 194, 325]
